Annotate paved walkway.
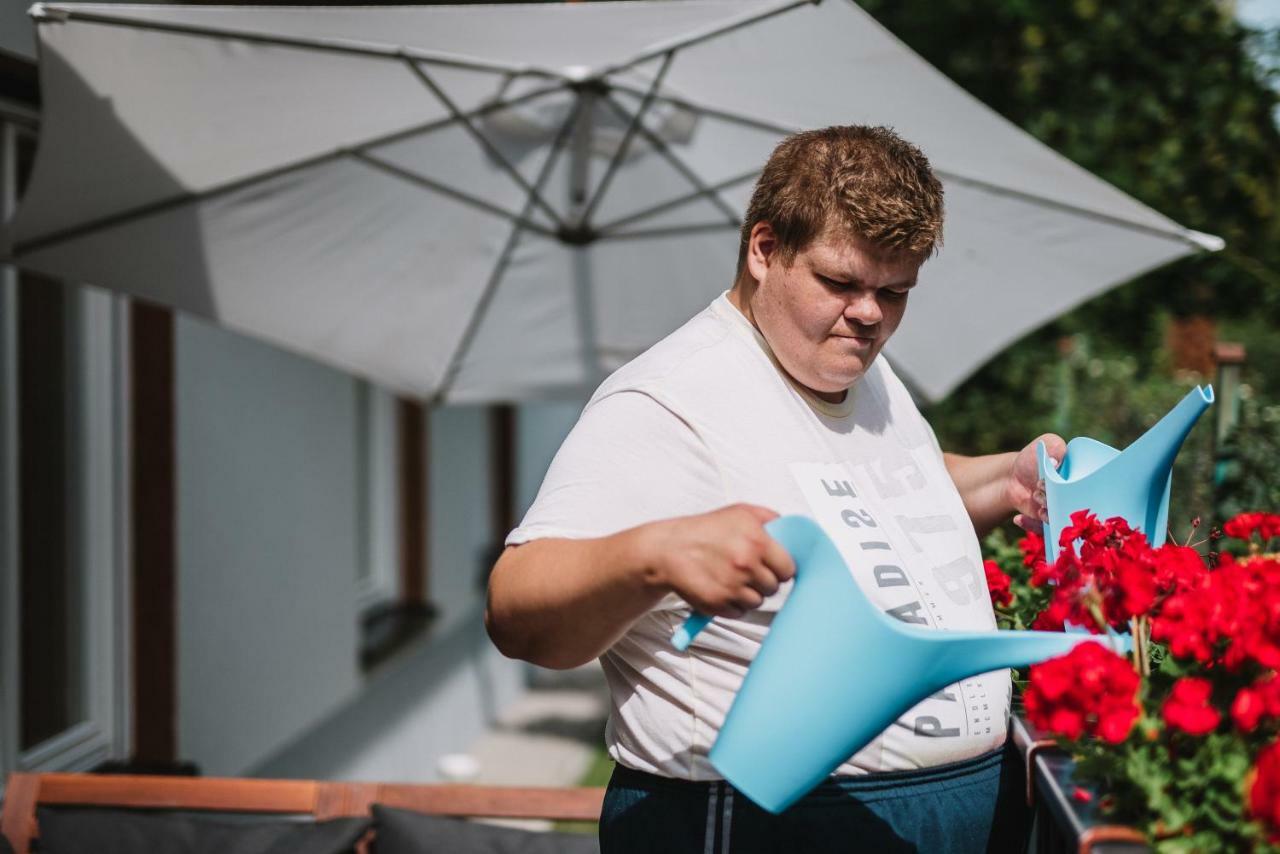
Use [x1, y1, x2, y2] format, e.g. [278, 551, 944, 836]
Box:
[455, 662, 611, 830]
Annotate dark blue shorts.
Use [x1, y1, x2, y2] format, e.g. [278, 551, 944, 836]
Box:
[599, 743, 1030, 854]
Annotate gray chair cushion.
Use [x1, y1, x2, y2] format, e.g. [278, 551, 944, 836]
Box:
[35, 806, 369, 854]
[371, 804, 598, 854]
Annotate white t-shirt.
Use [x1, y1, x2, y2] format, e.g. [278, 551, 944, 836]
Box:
[507, 293, 1011, 781]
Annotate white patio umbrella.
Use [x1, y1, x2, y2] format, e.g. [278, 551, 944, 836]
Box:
[1, 0, 1221, 403]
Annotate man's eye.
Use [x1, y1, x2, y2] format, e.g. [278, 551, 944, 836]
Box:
[882, 289, 910, 300]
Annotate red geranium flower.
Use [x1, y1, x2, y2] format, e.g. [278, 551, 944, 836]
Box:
[1153, 553, 1280, 671]
[1020, 530, 1046, 567]
[1161, 677, 1221, 736]
[1234, 675, 1280, 733]
[1031, 511, 1165, 632]
[1024, 641, 1140, 744]
[1224, 512, 1280, 543]
[1152, 544, 1208, 597]
[983, 559, 1013, 608]
[1250, 740, 1280, 841]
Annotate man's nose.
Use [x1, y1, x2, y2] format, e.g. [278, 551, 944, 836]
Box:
[844, 290, 883, 327]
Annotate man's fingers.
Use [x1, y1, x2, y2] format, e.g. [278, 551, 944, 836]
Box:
[1014, 513, 1044, 535]
[745, 559, 782, 598]
[738, 503, 779, 524]
[1034, 433, 1068, 461]
[760, 535, 796, 583]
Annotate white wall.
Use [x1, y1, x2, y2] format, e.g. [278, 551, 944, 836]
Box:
[173, 321, 583, 781]
[249, 405, 531, 782]
[252, 600, 526, 783]
[176, 316, 362, 776]
[427, 406, 499, 619]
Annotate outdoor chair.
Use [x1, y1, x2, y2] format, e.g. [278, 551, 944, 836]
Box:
[1, 771, 605, 853]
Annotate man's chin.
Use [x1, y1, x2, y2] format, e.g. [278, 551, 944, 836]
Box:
[825, 356, 877, 389]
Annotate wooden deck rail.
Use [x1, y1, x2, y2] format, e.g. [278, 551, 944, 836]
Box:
[1, 772, 606, 854]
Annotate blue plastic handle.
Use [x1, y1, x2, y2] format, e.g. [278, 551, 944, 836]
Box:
[671, 612, 712, 651]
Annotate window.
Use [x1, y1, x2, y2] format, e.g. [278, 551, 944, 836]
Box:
[356, 380, 399, 609]
[356, 387, 434, 671]
[0, 119, 129, 780]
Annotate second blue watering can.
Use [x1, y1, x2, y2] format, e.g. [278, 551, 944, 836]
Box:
[1037, 385, 1214, 562]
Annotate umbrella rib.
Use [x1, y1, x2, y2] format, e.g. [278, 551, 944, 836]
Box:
[579, 51, 675, 227]
[11, 83, 568, 258]
[608, 81, 797, 137]
[351, 152, 557, 239]
[403, 58, 566, 231]
[595, 0, 819, 81]
[433, 99, 585, 404]
[595, 169, 758, 235]
[933, 172, 1221, 249]
[29, 4, 567, 81]
[606, 82, 1215, 249]
[602, 222, 740, 241]
[596, 92, 742, 228]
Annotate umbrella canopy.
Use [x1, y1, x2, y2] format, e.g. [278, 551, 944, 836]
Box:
[2, 0, 1221, 403]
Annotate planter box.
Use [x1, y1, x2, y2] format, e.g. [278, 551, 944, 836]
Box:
[1011, 715, 1149, 854]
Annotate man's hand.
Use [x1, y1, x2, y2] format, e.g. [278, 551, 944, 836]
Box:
[643, 504, 796, 619]
[1007, 433, 1066, 534]
[486, 503, 794, 669]
[944, 432, 1067, 538]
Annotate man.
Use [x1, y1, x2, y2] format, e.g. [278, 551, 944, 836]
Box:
[485, 126, 1063, 853]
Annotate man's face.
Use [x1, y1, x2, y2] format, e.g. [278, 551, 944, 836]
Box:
[739, 224, 921, 402]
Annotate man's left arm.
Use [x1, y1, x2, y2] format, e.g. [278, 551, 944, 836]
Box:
[943, 433, 1066, 538]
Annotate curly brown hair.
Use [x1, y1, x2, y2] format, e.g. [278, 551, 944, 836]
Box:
[735, 126, 944, 277]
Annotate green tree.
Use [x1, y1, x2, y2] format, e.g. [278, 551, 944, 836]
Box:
[859, 0, 1280, 328]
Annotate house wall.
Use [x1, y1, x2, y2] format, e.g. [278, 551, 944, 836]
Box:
[248, 402, 585, 783]
[175, 316, 364, 777]
[174, 315, 583, 780]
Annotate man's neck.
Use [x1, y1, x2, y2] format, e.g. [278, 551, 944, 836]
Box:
[725, 284, 848, 405]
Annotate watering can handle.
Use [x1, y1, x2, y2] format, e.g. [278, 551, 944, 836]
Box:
[671, 517, 791, 652]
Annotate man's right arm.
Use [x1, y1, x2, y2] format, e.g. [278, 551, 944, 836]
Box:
[484, 504, 795, 670]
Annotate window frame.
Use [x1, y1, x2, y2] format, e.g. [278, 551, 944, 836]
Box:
[0, 119, 131, 782]
[355, 380, 400, 610]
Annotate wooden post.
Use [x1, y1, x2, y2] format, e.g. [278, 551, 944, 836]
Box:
[489, 405, 517, 550]
[397, 399, 428, 608]
[129, 301, 177, 765]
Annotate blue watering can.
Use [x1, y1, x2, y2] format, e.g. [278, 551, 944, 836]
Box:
[671, 515, 1127, 814]
[1037, 385, 1214, 562]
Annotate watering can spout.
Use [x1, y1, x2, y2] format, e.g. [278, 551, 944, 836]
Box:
[934, 626, 1131, 678]
[1039, 385, 1213, 561]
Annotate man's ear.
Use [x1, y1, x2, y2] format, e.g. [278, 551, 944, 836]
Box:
[745, 222, 778, 284]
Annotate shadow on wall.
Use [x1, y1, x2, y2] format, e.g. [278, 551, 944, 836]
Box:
[497, 714, 605, 747]
[250, 601, 526, 784]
